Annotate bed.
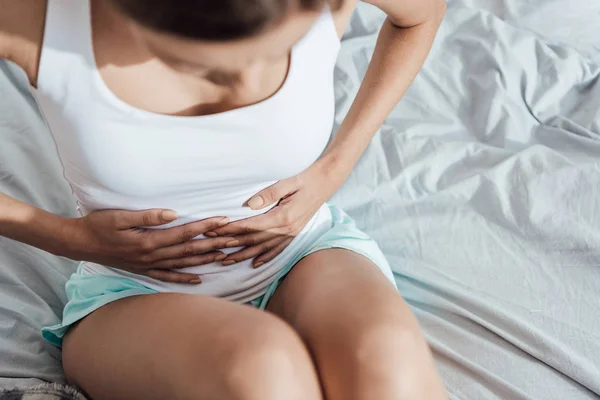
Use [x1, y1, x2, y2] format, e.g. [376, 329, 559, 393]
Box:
[1, 0, 599, 398]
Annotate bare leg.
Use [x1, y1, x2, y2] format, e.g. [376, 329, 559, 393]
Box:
[62, 293, 322, 400]
[267, 249, 448, 400]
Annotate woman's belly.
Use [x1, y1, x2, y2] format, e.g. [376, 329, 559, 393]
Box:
[79, 204, 333, 303]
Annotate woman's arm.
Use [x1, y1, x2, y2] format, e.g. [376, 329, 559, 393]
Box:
[320, 0, 446, 176]
[0, 192, 72, 255]
[205, 0, 446, 265]
[0, 0, 47, 86]
[0, 190, 239, 282]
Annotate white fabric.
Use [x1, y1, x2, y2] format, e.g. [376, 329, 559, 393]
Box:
[335, 2, 600, 398]
[32, 0, 341, 301]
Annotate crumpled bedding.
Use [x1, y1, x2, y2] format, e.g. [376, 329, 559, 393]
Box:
[0, 61, 78, 390]
[333, 1, 600, 398]
[0, 0, 599, 398]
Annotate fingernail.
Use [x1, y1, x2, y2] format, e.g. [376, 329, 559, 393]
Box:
[218, 217, 229, 226]
[222, 260, 236, 266]
[161, 210, 178, 221]
[189, 278, 202, 284]
[215, 254, 227, 261]
[225, 240, 240, 248]
[253, 261, 265, 268]
[248, 196, 264, 210]
[205, 232, 218, 237]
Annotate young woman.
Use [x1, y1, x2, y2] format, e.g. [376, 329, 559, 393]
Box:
[0, 0, 447, 398]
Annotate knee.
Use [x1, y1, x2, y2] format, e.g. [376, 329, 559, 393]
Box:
[349, 320, 441, 398]
[213, 317, 322, 400]
[354, 320, 424, 369]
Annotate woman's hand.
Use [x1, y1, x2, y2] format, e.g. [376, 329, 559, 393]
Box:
[206, 161, 349, 267]
[61, 209, 236, 284]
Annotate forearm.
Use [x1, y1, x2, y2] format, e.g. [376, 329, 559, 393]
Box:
[0, 192, 69, 256]
[321, 6, 445, 173]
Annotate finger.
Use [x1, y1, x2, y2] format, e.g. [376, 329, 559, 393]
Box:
[247, 178, 297, 210]
[150, 252, 226, 269]
[221, 236, 288, 266]
[148, 216, 230, 247]
[116, 209, 179, 230]
[143, 269, 203, 284]
[226, 230, 280, 248]
[207, 210, 284, 237]
[150, 237, 234, 261]
[252, 237, 294, 268]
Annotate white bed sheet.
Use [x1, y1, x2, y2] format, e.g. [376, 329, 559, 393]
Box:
[334, 1, 600, 398]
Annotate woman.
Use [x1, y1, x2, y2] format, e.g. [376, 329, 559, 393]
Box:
[0, 0, 447, 398]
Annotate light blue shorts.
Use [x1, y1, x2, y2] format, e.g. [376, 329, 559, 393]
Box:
[42, 205, 395, 347]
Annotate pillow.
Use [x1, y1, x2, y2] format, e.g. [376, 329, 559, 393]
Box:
[0, 61, 77, 387]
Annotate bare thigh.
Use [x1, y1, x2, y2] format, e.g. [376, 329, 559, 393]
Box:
[63, 293, 322, 400]
[267, 249, 448, 400]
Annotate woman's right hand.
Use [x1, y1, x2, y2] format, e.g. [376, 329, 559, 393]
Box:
[60, 208, 235, 284]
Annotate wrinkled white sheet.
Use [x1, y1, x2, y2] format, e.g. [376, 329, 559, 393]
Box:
[333, 1, 600, 398]
[0, 0, 599, 398]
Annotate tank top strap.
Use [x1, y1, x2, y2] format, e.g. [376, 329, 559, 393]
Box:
[36, 0, 95, 98]
[294, 6, 341, 63]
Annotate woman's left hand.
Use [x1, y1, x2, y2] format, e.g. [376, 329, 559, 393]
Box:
[206, 160, 348, 268]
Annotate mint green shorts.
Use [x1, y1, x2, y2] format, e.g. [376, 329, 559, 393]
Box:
[42, 205, 396, 347]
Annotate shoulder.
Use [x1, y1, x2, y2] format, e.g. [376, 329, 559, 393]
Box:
[0, 0, 48, 86]
[330, 0, 359, 39]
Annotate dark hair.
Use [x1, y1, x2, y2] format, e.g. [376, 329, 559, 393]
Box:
[111, 0, 342, 41]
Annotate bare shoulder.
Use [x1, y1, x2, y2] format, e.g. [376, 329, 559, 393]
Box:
[330, 0, 359, 39]
[0, 0, 48, 86]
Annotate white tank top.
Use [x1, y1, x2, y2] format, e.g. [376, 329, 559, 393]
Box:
[32, 0, 341, 302]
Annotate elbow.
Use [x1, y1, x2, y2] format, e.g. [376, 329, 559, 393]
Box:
[423, 0, 447, 26]
[387, 0, 447, 29]
[435, 0, 447, 22]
